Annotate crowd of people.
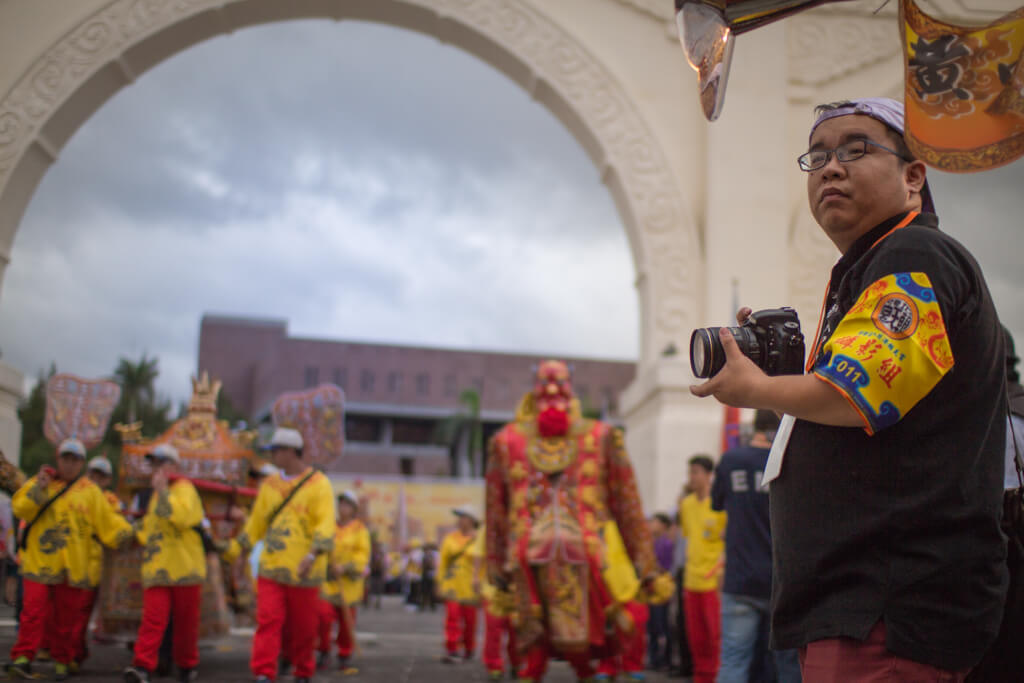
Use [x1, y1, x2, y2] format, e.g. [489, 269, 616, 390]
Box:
[1, 95, 1021, 683]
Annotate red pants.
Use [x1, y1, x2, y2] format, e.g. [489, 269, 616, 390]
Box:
[800, 620, 970, 682]
[685, 589, 721, 683]
[73, 588, 99, 663]
[11, 580, 92, 664]
[482, 608, 519, 674]
[444, 601, 478, 656]
[316, 599, 357, 658]
[132, 584, 201, 672]
[597, 602, 649, 676]
[522, 641, 595, 680]
[252, 577, 319, 678]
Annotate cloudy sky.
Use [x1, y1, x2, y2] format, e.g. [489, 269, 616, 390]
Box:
[1, 18, 1021, 405]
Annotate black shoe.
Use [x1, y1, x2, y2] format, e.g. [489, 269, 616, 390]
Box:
[178, 667, 199, 682]
[123, 666, 152, 682]
[5, 658, 32, 679]
[316, 650, 330, 670]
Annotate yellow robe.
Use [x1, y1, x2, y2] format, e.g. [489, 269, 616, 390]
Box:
[679, 493, 726, 592]
[321, 519, 371, 606]
[136, 480, 207, 588]
[225, 468, 335, 587]
[439, 529, 482, 605]
[85, 490, 125, 589]
[12, 475, 133, 588]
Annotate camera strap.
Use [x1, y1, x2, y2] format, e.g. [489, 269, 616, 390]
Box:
[804, 211, 920, 373]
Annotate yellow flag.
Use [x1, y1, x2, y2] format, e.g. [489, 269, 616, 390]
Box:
[900, 0, 1024, 172]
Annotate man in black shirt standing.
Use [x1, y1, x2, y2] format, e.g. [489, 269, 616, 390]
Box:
[711, 410, 800, 683]
[692, 97, 1007, 681]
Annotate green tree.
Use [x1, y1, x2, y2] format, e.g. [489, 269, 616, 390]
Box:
[434, 388, 484, 477]
[113, 354, 159, 423]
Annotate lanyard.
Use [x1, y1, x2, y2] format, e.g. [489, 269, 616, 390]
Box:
[804, 211, 921, 373]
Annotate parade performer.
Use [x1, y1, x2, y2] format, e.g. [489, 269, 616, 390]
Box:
[474, 524, 520, 681]
[123, 444, 206, 683]
[485, 361, 660, 682]
[7, 439, 133, 681]
[317, 490, 370, 674]
[222, 427, 335, 683]
[73, 455, 122, 670]
[403, 538, 424, 611]
[439, 505, 482, 663]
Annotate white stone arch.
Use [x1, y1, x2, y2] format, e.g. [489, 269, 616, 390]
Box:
[0, 0, 702, 370]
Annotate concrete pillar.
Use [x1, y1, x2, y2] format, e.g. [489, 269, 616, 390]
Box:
[0, 361, 24, 467]
[621, 358, 721, 513]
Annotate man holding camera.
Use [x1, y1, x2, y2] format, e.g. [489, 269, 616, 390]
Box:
[692, 98, 1007, 681]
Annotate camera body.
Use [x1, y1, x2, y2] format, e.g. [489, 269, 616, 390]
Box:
[690, 307, 805, 379]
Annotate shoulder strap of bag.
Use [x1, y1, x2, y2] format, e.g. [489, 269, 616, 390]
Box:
[18, 475, 81, 551]
[266, 469, 317, 530]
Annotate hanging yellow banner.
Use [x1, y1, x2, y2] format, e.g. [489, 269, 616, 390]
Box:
[900, 0, 1024, 172]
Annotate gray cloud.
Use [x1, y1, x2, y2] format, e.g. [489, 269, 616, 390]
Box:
[1, 19, 634, 402]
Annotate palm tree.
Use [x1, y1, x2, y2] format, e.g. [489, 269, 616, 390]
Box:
[433, 388, 484, 477]
[114, 354, 159, 423]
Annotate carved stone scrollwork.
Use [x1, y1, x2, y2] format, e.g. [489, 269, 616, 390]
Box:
[787, 205, 837, 330]
[0, 0, 699, 363]
[787, 14, 900, 87]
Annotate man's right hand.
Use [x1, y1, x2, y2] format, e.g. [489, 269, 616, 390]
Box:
[36, 468, 53, 488]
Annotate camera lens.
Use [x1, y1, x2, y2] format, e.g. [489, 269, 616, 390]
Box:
[690, 327, 721, 379]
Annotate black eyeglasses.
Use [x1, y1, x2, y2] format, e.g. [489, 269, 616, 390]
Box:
[797, 138, 909, 172]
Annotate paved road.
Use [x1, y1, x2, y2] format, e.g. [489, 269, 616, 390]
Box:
[0, 597, 687, 682]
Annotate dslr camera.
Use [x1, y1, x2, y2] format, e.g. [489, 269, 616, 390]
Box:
[690, 307, 805, 379]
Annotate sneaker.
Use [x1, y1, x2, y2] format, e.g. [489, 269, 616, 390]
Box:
[36, 649, 51, 662]
[626, 673, 646, 681]
[178, 667, 199, 682]
[489, 670, 505, 681]
[69, 661, 81, 674]
[441, 652, 461, 664]
[55, 662, 70, 681]
[6, 657, 33, 679]
[123, 666, 152, 682]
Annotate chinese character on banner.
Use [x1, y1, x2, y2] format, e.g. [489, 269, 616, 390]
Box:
[900, 0, 1024, 172]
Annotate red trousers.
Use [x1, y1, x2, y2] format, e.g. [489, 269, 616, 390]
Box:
[252, 577, 319, 678]
[316, 599, 357, 658]
[801, 620, 970, 682]
[482, 608, 519, 674]
[522, 641, 595, 680]
[444, 601, 478, 656]
[11, 580, 92, 664]
[132, 584, 201, 672]
[73, 588, 99, 663]
[597, 601, 649, 676]
[685, 589, 721, 683]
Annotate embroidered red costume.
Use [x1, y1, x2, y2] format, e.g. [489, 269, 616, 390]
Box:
[485, 361, 657, 682]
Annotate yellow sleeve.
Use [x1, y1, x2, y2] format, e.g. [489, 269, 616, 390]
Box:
[224, 482, 272, 562]
[469, 525, 486, 559]
[12, 477, 47, 521]
[94, 487, 133, 548]
[309, 476, 336, 555]
[678, 499, 688, 538]
[813, 272, 953, 434]
[155, 482, 203, 531]
[439, 535, 453, 577]
[351, 527, 371, 573]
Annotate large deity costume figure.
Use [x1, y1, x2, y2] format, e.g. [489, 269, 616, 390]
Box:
[485, 361, 658, 682]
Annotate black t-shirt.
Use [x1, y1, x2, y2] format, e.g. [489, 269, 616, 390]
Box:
[770, 212, 1008, 671]
[711, 445, 772, 599]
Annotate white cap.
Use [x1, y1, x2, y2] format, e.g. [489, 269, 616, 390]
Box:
[146, 443, 180, 464]
[268, 427, 303, 451]
[87, 456, 112, 476]
[452, 504, 480, 524]
[338, 489, 359, 508]
[57, 438, 87, 459]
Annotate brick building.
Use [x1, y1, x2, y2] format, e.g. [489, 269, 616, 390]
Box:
[198, 315, 636, 477]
